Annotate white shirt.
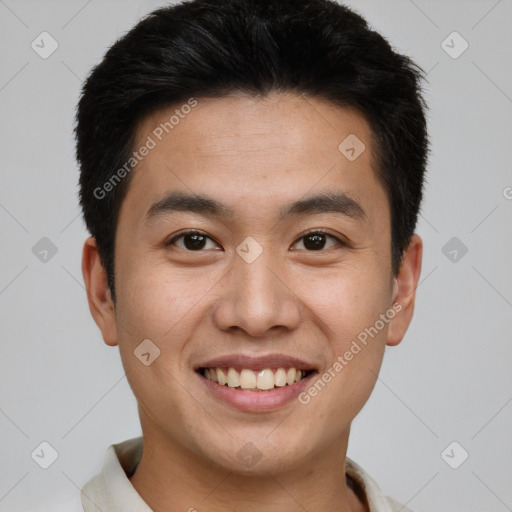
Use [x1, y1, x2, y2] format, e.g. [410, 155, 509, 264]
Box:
[80, 436, 413, 512]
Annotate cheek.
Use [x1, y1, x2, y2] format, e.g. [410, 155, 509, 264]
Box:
[300, 268, 391, 421]
[115, 261, 212, 341]
[302, 265, 391, 348]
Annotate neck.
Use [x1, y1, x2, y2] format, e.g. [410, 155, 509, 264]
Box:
[128, 423, 366, 512]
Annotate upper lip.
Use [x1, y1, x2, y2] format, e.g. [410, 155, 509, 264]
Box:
[195, 353, 318, 372]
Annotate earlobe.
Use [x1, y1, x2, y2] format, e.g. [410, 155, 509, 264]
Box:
[81, 236, 118, 347]
[386, 234, 423, 347]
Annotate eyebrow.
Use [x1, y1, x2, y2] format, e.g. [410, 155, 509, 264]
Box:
[144, 190, 366, 226]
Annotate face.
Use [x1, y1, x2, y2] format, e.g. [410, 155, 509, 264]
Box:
[83, 92, 422, 475]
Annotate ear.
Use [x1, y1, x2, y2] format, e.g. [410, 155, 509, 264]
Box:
[81, 236, 118, 346]
[386, 234, 423, 347]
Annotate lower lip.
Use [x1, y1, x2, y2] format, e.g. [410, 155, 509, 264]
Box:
[197, 371, 317, 412]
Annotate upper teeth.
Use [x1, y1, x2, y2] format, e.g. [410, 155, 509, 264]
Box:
[203, 367, 306, 390]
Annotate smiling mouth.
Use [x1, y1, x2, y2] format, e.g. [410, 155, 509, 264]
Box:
[198, 367, 316, 391]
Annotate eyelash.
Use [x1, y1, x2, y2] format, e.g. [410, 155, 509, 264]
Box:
[165, 228, 348, 251]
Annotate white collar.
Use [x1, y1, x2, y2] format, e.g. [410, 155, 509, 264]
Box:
[81, 436, 407, 512]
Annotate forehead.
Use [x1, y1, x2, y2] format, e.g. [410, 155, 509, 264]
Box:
[120, 92, 387, 228]
[139, 92, 374, 158]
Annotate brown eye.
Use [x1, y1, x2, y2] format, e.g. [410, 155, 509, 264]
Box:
[166, 230, 219, 251]
[293, 230, 344, 251]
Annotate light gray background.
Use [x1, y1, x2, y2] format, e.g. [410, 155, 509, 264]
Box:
[1, 1, 511, 511]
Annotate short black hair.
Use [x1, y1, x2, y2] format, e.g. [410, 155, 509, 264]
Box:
[75, 0, 429, 304]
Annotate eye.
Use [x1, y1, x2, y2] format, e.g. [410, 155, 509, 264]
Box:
[166, 230, 220, 251]
[166, 229, 347, 252]
[292, 229, 345, 251]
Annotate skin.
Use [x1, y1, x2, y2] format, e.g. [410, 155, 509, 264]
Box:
[82, 91, 422, 512]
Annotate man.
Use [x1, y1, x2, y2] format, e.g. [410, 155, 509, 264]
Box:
[76, 0, 427, 510]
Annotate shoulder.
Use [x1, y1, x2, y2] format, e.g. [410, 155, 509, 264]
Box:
[345, 457, 416, 512]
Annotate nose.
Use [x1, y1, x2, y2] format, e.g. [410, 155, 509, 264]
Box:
[212, 246, 302, 338]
